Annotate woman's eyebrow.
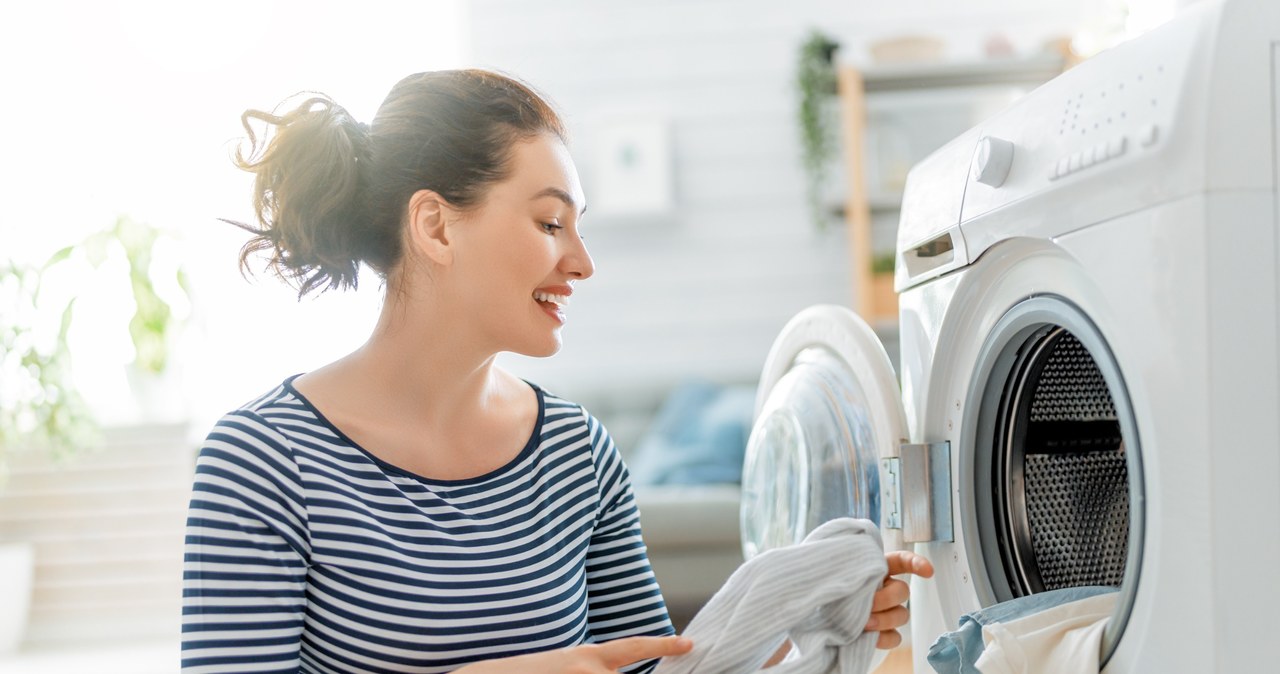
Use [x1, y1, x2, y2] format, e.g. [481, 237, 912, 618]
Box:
[530, 186, 587, 216]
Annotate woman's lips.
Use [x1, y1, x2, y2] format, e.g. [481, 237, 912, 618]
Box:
[535, 297, 565, 324]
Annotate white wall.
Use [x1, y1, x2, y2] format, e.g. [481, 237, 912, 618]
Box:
[471, 0, 1120, 417]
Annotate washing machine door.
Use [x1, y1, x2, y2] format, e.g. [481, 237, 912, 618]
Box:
[741, 304, 908, 559]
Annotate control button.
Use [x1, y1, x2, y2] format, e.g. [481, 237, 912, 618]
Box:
[1081, 148, 1095, 169]
[1107, 136, 1128, 158]
[1068, 152, 1082, 172]
[972, 136, 1016, 187]
[1093, 143, 1108, 164]
[1056, 156, 1071, 177]
[1139, 124, 1159, 147]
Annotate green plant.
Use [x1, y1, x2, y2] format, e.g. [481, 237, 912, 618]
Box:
[797, 30, 841, 232]
[81, 215, 191, 375]
[872, 251, 897, 275]
[0, 215, 189, 477]
[0, 253, 98, 476]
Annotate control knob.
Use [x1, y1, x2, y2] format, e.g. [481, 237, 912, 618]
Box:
[972, 136, 1015, 188]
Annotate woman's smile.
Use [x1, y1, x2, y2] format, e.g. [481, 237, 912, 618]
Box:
[533, 285, 572, 324]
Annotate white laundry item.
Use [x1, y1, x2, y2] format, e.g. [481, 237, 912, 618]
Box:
[974, 592, 1117, 674]
[654, 517, 888, 674]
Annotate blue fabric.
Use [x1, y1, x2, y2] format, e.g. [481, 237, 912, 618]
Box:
[629, 380, 755, 486]
[926, 586, 1119, 674]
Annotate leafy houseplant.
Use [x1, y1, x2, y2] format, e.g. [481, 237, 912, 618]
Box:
[0, 215, 189, 476]
[797, 30, 841, 232]
[0, 254, 98, 477]
[81, 215, 191, 376]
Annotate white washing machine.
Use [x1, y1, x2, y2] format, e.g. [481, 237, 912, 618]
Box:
[741, 0, 1280, 671]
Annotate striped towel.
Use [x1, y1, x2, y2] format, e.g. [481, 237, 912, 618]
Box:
[656, 517, 888, 674]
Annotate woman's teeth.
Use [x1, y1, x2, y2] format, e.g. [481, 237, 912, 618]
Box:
[533, 292, 569, 307]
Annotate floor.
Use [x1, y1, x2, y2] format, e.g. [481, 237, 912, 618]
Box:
[0, 640, 176, 674]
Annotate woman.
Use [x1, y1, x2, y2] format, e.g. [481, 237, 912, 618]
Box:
[182, 69, 931, 673]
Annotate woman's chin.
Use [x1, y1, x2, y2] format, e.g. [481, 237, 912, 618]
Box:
[512, 335, 563, 359]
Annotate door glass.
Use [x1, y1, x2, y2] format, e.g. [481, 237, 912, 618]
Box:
[741, 346, 884, 559]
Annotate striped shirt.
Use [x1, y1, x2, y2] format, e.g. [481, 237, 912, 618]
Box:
[182, 376, 673, 673]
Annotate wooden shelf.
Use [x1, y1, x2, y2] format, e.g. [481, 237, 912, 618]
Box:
[857, 53, 1067, 92]
[836, 54, 1068, 325]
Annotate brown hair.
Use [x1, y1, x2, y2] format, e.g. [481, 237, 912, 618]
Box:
[225, 69, 566, 297]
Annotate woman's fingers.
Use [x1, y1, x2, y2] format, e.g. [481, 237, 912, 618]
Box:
[875, 628, 904, 650]
[595, 636, 693, 668]
[870, 577, 910, 613]
[884, 551, 935, 578]
[866, 604, 910, 632]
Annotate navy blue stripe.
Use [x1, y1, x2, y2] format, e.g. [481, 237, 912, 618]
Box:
[184, 603, 306, 616]
[182, 619, 301, 633]
[183, 633, 301, 650]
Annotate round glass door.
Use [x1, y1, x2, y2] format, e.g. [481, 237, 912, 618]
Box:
[741, 346, 888, 559]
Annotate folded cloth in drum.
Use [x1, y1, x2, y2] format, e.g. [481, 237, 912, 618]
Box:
[974, 592, 1116, 674]
[926, 586, 1118, 674]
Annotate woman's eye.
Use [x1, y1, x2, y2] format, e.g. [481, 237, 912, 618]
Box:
[540, 222, 563, 234]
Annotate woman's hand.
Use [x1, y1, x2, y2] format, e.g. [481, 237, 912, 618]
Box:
[865, 551, 934, 649]
[454, 636, 693, 673]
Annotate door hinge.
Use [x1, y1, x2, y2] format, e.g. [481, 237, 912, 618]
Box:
[881, 442, 953, 543]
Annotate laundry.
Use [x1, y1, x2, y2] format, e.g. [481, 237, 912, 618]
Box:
[926, 587, 1118, 674]
[655, 518, 887, 674]
[973, 592, 1116, 674]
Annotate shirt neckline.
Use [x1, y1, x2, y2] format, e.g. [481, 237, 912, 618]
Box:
[281, 373, 546, 487]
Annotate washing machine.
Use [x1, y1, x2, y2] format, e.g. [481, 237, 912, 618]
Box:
[740, 0, 1280, 671]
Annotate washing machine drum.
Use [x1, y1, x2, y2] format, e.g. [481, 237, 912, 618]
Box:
[970, 300, 1143, 613]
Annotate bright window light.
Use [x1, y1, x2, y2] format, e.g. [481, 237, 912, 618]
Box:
[0, 0, 466, 432]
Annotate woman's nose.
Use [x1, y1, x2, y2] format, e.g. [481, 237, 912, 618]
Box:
[564, 235, 595, 280]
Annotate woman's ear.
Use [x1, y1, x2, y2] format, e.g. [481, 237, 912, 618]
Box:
[406, 189, 455, 266]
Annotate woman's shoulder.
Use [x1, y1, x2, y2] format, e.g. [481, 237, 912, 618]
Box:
[201, 374, 318, 458]
[524, 381, 627, 466]
[217, 373, 319, 425]
[526, 380, 607, 433]
[531, 382, 583, 416]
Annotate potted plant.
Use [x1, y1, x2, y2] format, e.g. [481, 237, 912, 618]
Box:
[796, 29, 841, 232]
[870, 251, 899, 318]
[80, 215, 191, 418]
[0, 253, 99, 476]
[0, 251, 98, 654]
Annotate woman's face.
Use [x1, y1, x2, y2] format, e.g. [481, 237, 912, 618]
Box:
[446, 133, 594, 358]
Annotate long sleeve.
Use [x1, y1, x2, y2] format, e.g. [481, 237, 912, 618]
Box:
[582, 410, 675, 673]
[181, 410, 311, 673]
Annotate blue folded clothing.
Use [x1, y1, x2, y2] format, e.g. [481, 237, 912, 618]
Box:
[927, 586, 1119, 674]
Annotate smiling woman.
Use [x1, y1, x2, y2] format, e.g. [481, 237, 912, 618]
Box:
[181, 70, 683, 674]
